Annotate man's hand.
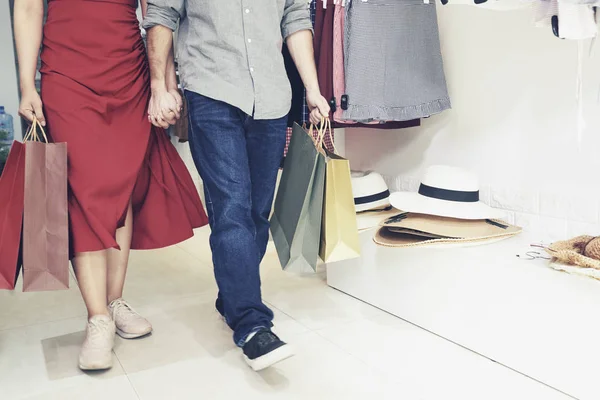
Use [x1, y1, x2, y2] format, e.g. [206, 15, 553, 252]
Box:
[306, 89, 330, 126]
[148, 87, 181, 129]
[145, 23, 180, 128]
[166, 59, 183, 112]
[168, 87, 183, 115]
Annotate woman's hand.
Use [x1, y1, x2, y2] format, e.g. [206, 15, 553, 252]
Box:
[19, 88, 46, 126]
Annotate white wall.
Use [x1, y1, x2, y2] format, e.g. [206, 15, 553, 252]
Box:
[345, 6, 600, 241]
[0, 1, 23, 139]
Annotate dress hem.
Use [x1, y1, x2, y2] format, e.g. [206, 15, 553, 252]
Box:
[342, 97, 452, 122]
[69, 228, 201, 257]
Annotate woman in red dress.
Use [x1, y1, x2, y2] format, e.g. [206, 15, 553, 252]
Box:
[14, 0, 208, 370]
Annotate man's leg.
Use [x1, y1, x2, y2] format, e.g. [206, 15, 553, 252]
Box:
[215, 115, 285, 316]
[233, 116, 296, 371]
[245, 116, 288, 261]
[185, 91, 274, 346]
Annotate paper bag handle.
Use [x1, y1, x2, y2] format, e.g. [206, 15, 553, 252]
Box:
[23, 117, 49, 143]
[308, 120, 326, 147]
[315, 118, 338, 154]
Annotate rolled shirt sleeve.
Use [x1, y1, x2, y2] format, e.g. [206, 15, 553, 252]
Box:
[142, 0, 184, 32]
[281, 0, 313, 39]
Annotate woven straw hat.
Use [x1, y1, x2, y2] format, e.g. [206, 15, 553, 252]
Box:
[546, 236, 600, 269]
[356, 207, 399, 232]
[352, 171, 391, 212]
[374, 212, 521, 248]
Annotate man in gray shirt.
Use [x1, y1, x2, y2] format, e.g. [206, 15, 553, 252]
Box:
[143, 0, 329, 371]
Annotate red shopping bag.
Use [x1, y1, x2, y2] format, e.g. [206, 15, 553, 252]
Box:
[0, 141, 25, 290]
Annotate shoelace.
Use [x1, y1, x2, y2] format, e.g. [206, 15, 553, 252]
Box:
[87, 318, 112, 347]
[111, 299, 140, 320]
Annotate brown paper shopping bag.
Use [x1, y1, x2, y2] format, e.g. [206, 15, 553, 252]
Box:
[318, 120, 360, 263]
[0, 142, 25, 290]
[22, 119, 70, 292]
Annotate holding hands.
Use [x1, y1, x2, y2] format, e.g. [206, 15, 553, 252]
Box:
[148, 87, 182, 129]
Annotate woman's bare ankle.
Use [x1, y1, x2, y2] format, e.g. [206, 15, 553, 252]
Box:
[87, 309, 110, 320]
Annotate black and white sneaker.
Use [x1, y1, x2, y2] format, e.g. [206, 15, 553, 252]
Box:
[242, 329, 295, 371]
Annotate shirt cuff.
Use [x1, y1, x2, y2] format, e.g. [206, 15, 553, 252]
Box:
[142, 5, 179, 32]
[281, 14, 314, 40]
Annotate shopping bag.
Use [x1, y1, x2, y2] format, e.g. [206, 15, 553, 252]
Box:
[318, 120, 361, 263]
[0, 142, 25, 290]
[270, 122, 326, 273]
[22, 119, 69, 292]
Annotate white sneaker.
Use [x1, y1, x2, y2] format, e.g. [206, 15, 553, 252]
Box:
[108, 298, 152, 339]
[79, 315, 115, 371]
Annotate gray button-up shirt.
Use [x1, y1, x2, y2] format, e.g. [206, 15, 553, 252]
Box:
[143, 0, 312, 120]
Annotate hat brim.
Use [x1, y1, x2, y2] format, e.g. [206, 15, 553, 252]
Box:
[390, 192, 506, 221]
[355, 198, 391, 213]
[374, 227, 519, 248]
[356, 207, 400, 231]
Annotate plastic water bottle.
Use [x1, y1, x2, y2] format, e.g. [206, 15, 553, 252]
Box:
[0, 106, 14, 174]
[0, 106, 14, 146]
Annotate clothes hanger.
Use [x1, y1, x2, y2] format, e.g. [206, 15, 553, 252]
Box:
[516, 243, 552, 260]
[516, 251, 551, 261]
[552, 15, 560, 38]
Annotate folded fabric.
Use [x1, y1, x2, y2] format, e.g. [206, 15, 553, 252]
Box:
[558, 2, 597, 40]
[559, 0, 600, 5]
[535, 0, 597, 39]
[534, 0, 559, 28]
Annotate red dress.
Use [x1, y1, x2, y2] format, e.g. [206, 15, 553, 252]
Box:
[40, 0, 208, 254]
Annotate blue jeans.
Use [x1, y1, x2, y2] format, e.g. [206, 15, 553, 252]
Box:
[185, 90, 287, 347]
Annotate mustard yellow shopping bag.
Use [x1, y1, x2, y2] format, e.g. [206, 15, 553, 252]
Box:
[318, 119, 360, 263]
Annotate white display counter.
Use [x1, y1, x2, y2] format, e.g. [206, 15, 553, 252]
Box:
[327, 230, 600, 400]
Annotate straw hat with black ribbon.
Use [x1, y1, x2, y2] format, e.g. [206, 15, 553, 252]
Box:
[389, 165, 505, 220]
[351, 171, 391, 213]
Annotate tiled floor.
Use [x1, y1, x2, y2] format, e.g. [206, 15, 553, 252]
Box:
[0, 228, 572, 400]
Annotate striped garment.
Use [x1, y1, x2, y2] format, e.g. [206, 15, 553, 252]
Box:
[343, 0, 451, 121]
[332, 0, 421, 128]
